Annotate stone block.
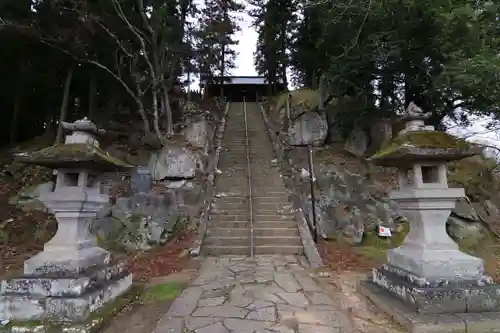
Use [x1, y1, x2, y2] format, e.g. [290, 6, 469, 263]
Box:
[372, 265, 500, 314]
[466, 285, 500, 313]
[1, 262, 126, 297]
[358, 280, 467, 333]
[0, 272, 132, 322]
[23, 247, 111, 276]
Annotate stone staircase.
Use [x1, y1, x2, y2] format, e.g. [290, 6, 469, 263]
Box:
[202, 102, 303, 256]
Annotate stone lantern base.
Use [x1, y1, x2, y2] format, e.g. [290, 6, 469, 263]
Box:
[359, 279, 500, 333]
[0, 261, 132, 323]
[370, 264, 500, 314]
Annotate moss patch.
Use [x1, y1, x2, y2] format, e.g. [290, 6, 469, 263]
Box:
[140, 282, 184, 304]
[448, 155, 500, 201]
[371, 131, 472, 159]
[347, 223, 410, 263]
[354, 246, 388, 262]
[361, 223, 409, 249]
[273, 89, 320, 113]
[15, 143, 133, 171]
[2, 286, 141, 333]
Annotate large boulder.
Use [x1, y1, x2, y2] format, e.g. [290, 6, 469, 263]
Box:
[183, 117, 215, 152]
[9, 181, 54, 212]
[446, 198, 495, 245]
[446, 216, 487, 245]
[367, 120, 393, 154]
[148, 145, 206, 180]
[344, 129, 368, 156]
[157, 179, 205, 216]
[287, 111, 328, 147]
[91, 193, 184, 250]
[301, 164, 404, 244]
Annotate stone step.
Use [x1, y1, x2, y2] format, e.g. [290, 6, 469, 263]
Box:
[202, 246, 251, 256]
[254, 236, 302, 246]
[202, 245, 303, 256]
[252, 221, 297, 228]
[212, 209, 293, 216]
[208, 227, 299, 238]
[208, 221, 250, 228]
[253, 213, 295, 221]
[212, 205, 247, 210]
[205, 236, 301, 247]
[209, 214, 249, 221]
[253, 198, 290, 205]
[213, 198, 247, 204]
[254, 245, 303, 255]
[208, 220, 297, 229]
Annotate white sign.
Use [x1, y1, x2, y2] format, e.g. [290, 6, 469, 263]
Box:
[378, 226, 392, 237]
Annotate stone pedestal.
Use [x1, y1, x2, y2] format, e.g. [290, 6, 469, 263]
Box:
[369, 160, 500, 313]
[371, 168, 500, 314]
[0, 119, 132, 324]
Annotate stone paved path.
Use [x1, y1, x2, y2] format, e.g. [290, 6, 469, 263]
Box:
[153, 255, 351, 333]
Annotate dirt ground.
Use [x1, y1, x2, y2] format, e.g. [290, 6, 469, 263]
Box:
[101, 268, 201, 333]
[316, 240, 406, 333]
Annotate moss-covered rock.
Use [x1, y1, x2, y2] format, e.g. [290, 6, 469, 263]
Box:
[272, 88, 320, 114]
[448, 155, 500, 202]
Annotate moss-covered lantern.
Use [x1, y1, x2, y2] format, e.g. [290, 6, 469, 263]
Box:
[365, 102, 498, 316]
[0, 118, 134, 325]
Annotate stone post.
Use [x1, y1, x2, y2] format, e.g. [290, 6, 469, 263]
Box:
[0, 118, 133, 327]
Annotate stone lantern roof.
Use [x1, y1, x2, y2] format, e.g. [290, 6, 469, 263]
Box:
[14, 118, 132, 171]
[370, 102, 480, 167]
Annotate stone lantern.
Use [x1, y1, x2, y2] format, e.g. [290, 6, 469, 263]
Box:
[365, 103, 500, 317]
[0, 118, 133, 326]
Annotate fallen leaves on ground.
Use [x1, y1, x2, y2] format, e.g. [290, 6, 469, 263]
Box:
[126, 230, 195, 283]
[318, 240, 381, 273]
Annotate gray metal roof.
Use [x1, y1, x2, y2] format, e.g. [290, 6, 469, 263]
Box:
[202, 76, 269, 85]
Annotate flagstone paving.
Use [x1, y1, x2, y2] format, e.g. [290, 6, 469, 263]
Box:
[152, 255, 351, 333]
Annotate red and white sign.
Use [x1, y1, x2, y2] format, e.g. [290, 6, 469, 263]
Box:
[378, 226, 392, 237]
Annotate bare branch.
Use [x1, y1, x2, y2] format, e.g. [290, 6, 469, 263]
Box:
[39, 39, 139, 104]
[92, 17, 133, 58]
[137, 0, 154, 34]
[112, 0, 156, 85]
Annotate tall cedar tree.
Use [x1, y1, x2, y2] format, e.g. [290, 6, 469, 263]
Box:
[196, 0, 244, 80]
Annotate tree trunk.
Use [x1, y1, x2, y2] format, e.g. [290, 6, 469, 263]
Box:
[55, 66, 74, 144]
[134, 81, 150, 135]
[151, 87, 162, 141]
[10, 61, 25, 145]
[88, 71, 97, 118]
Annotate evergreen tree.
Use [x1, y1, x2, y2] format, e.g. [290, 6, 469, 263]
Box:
[249, 0, 297, 93]
[195, 0, 244, 79]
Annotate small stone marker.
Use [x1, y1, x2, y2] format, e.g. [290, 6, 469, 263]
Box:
[131, 165, 153, 194]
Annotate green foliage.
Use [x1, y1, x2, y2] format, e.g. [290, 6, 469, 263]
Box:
[195, 0, 244, 78]
[282, 0, 500, 130]
[249, 0, 297, 90]
[0, 0, 207, 145]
